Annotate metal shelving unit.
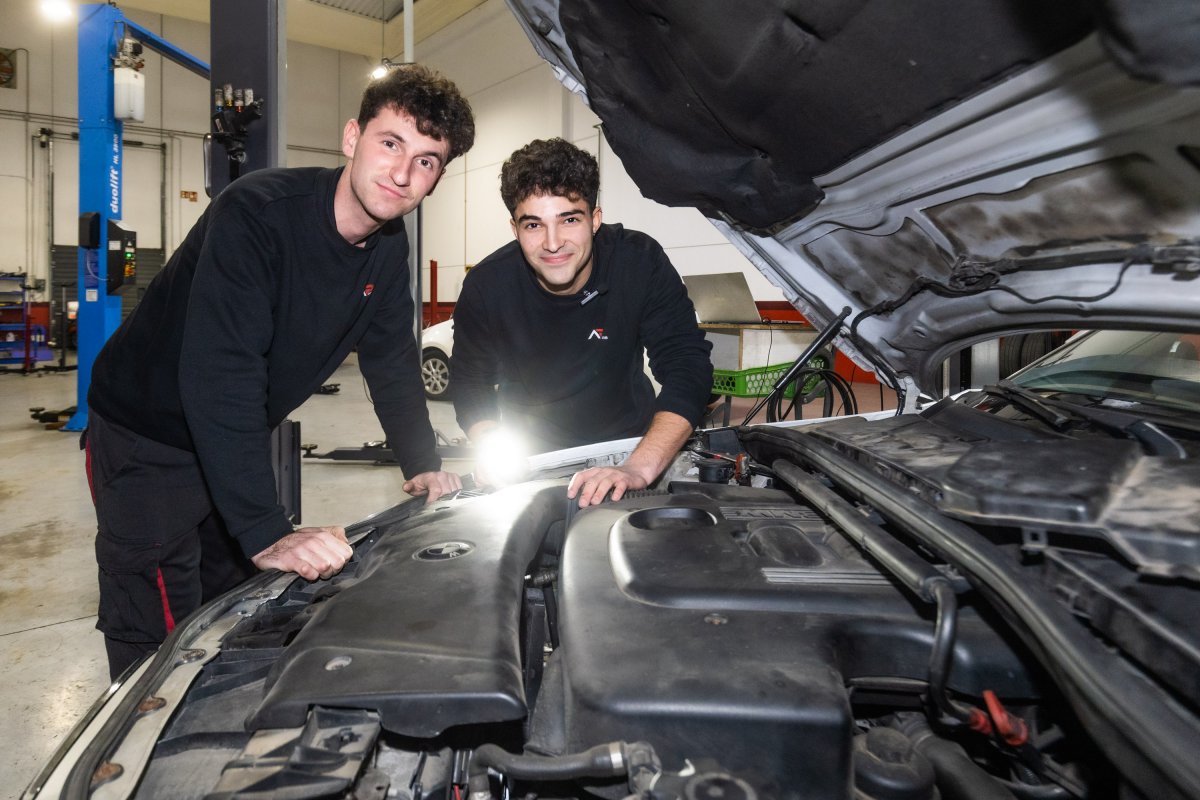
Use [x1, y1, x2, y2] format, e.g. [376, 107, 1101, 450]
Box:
[0, 273, 53, 370]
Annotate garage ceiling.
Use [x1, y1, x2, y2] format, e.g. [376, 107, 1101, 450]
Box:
[117, 0, 487, 59]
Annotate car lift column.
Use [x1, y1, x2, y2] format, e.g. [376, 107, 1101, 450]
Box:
[67, 4, 209, 431]
[207, 0, 299, 524]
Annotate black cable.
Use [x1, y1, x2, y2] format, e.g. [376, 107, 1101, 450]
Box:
[985, 257, 1137, 306]
[849, 250, 1142, 342]
[744, 307, 851, 424]
[842, 251, 1141, 414]
[765, 368, 858, 422]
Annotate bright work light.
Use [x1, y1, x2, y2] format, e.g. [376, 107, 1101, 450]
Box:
[472, 428, 530, 489]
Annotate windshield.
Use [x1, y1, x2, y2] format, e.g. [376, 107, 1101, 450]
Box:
[1010, 330, 1200, 413]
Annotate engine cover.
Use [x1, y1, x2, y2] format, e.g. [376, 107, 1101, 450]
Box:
[538, 484, 1035, 797]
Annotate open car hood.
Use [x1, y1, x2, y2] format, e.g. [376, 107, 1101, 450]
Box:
[504, 0, 1200, 397]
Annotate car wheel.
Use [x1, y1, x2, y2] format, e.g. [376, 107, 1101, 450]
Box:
[421, 349, 451, 400]
[999, 334, 1026, 378]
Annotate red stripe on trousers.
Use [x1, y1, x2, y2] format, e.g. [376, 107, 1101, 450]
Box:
[156, 568, 176, 633]
[88, 432, 176, 635]
[84, 438, 96, 505]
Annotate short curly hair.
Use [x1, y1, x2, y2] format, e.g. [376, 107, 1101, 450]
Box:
[357, 63, 475, 163]
[500, 138, 599, 216]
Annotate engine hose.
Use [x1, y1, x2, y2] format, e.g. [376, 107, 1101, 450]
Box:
[892, 715, 1019, 800]
[999, 779, 1073, 799]
[467, 742, 630, 798]
[928, 580, 977, 725]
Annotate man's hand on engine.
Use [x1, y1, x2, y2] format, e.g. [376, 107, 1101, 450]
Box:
[252, 526, 354, 581]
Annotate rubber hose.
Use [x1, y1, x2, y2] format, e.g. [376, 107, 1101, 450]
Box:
[1000, 779, 1073, 800]
[928, 580, 975, 724]
[892, 716, 1018, 800]
[467, 742, 626, 796]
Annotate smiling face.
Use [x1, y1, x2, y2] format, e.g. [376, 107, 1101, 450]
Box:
[335, 105, 450, 245]
[511, 193, 603, 296]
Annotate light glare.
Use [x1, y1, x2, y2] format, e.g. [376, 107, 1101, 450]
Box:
[474, 428, 530, 489]
[370, 64, 388, 80]
[40, 0, 73, 22]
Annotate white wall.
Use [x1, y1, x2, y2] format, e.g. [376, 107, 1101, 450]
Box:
[1, 0, 772, 305]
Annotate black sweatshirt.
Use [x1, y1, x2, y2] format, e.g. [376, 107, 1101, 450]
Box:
[90, 167, 439, 557]
[452, 223, 713, 452]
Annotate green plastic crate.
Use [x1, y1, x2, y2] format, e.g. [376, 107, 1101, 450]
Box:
[712, 355, 831, 398]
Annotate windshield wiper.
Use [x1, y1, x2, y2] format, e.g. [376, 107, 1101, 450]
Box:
[980, 381, 1072, 430]
[985, 381, 1186, 457]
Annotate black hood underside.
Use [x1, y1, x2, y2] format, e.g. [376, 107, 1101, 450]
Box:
[540, 0, 1198, 231]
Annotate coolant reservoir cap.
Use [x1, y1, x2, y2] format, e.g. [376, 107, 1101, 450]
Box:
[852, 727, 936, 800]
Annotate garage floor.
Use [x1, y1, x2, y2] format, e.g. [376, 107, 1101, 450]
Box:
[0, 354, 894, 796]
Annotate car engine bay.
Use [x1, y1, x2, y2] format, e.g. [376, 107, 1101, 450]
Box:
[78, 398, 1199, 800]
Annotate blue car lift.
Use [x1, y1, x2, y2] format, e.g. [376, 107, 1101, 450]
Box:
[65, 4, 209, 431]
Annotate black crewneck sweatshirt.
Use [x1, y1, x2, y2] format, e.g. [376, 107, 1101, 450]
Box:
[90, 167, 439, 557]
[452, 223, 713, 452]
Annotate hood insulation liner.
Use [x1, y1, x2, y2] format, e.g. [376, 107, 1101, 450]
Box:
[557, 0, 1094, 229]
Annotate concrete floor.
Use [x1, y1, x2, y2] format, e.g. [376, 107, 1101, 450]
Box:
[0, 353, 894, 796]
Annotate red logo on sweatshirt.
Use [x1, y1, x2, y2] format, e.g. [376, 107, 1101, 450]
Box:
[363, 283, 375, 297]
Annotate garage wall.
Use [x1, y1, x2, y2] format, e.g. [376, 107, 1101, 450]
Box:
[0, 0, 773, 308]
[0, 3, 216, 290]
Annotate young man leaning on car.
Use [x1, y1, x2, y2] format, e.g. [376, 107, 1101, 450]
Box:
[451, 138, 713, 508]
[84, 65, 475, 679]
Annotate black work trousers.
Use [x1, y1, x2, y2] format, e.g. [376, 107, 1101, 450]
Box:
[85, 411, 256, 679]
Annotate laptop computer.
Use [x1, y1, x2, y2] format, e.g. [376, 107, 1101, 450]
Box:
[682, 272, 763, 323]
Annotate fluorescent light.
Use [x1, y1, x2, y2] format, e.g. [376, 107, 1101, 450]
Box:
[40, 0, 73, 22]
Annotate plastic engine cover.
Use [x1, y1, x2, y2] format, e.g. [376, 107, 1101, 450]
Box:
[542, 485, 1035, 797]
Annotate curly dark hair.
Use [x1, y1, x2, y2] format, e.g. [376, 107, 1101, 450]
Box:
[357, 63, 475, 162]
[500, 138, 599, 215]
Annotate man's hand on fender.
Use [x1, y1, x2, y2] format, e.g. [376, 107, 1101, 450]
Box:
[252, 526, 354, 581]
[403, 470, 463, 503]
[567, 464, 653, 507]
[567, 412, 693, 508]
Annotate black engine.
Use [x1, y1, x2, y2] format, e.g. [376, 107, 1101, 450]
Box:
[119, 415, 1200, 800]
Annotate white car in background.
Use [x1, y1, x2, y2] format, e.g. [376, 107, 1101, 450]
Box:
[419, 319, 454, 400]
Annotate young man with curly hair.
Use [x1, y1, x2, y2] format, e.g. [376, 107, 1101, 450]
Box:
[452, 138, 713, 507]
[86, 65, 475, 678]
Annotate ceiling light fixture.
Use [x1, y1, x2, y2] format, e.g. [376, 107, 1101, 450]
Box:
[40, 0, 73, 22]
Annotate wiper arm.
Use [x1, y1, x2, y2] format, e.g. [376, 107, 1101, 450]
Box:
[1033, 392, 1188, 458]
[988, 381, 1187, 457]
[980, 381, 1072, 430]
